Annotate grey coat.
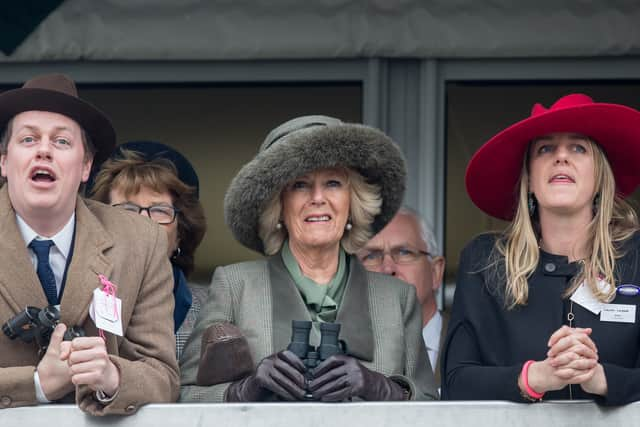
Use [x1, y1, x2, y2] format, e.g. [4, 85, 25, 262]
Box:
[179, 254, 438, 402]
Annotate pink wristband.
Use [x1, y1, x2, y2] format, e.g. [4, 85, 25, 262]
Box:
[521, 360, 545, 400]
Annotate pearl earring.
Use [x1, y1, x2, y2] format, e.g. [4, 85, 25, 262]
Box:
[345, 222, 353, 231]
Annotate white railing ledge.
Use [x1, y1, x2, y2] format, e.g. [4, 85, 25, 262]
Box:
[3, 401, 638, 427]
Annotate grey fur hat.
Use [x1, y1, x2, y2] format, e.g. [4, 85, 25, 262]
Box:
[224, 115, 407, 254]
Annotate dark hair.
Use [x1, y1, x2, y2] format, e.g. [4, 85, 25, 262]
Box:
[90, 149, 207, 276]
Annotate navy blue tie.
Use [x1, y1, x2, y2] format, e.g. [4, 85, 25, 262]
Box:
[29, 239, 58, 305]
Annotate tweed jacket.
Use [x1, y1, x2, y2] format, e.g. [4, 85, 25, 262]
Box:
[179, 254, 438, 402]
[0, 187, 179, 415]
[176, 283, 208, 360]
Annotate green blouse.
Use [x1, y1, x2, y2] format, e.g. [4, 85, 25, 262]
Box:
[281, 240, 348, 332]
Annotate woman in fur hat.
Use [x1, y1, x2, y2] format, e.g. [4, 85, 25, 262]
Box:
[89, 141, 207, 359]
[180, 116, 438, 402]
[442, 94, 640, 404]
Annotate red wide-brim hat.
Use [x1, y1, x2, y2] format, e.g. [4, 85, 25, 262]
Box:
[465, 93, 640, 221]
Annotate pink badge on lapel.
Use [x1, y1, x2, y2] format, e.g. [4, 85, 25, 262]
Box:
[89, 274, 123, 337]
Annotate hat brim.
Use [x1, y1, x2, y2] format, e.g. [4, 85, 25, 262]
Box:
[466, 103, 640, 221]
[0, 88, 116, 165]
[115, 141, 199, 198]
[224, 124, 406, 253]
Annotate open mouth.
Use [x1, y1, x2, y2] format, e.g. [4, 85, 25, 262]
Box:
[549, 174, 575, 184]
[30, 167, 56, 183]
[305, 214, 331, 223]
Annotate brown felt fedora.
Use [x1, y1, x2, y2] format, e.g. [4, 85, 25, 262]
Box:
[0, 73, 116, 165]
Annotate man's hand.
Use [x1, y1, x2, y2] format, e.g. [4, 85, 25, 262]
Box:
[60, 336, 120, 397]
[36, 324, 74, 401]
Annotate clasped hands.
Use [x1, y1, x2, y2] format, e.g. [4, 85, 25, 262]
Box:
[523, 325, 607, 396]
[36, 324, 120, 401]
[226, 350, 405, 402]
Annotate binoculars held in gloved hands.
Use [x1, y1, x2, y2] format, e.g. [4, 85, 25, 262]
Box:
[287, 320, 345, 399]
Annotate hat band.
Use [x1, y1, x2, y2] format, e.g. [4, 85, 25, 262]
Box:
[263, 122, 328, 151]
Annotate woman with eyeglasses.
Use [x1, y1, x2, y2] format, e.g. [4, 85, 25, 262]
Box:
[442, 94, 640, 405]
[89, 141, 207, 358]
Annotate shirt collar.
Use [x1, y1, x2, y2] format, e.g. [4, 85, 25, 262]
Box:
[281, 239, 348, 312]
[16, 212, 76, 259]
[422, 310, 443, 351]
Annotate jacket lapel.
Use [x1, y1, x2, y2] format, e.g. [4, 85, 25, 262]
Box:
[269, 255, 312, 353]
[268, 252, 374, 361]
[59, 197, 114, 327]
[336, 257, 374, 361]
[0, 187, 48, 314]
[435, 310, 450, 385]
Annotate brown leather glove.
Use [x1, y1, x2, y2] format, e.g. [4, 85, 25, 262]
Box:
[196, 322, 254, 386]
[225, 350, 307, 402]
[308, 354, 407, 401]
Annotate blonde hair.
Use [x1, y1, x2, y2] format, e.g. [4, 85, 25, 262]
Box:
[259, 167, 382, 255]
[496, 139, 638, 308]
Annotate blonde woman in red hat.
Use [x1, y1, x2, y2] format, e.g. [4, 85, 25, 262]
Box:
[442, 94, 640, 404]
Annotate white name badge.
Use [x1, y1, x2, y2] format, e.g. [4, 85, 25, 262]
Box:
[600, 304, 636, 323]
[89, 288, 123, 336]
[570, 279, 612, 315]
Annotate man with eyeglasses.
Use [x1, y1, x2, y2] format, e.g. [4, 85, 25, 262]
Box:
[358, 206, 446, 383]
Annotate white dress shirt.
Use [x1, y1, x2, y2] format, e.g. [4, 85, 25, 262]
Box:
[422, 310, 443, 373]
[17, 213, 75, 297]
[16, 213, 76, 404]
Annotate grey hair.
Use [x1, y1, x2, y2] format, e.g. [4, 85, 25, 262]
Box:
[259, 167, 382, 255]
[397, 205, 440, 256]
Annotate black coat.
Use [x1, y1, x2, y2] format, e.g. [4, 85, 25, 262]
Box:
[442, 232, 640, 405]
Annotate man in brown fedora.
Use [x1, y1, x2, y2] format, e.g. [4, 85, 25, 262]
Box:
[0, 74, 178, 414]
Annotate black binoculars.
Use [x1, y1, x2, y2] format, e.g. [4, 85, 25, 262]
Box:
[3, 305, 85, 355]
[287, 320, 344, 399]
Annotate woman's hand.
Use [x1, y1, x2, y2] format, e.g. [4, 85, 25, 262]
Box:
[521, 359, 570, 394]
[547, 326, 607, 395]
[308, 354, 406, 401]
[577, 363, 608, 395]
[547, 326, 599, 381]
[521, 326, 599, 395]
[522, 326, 606, 396]
[225, 350, 307, 402]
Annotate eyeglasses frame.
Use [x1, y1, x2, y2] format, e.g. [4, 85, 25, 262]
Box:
[112, 202, 181, 225]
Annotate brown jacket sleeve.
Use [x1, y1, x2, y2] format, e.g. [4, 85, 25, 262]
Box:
[0, 366, 38, 408]
[76, 222, 179, 415]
